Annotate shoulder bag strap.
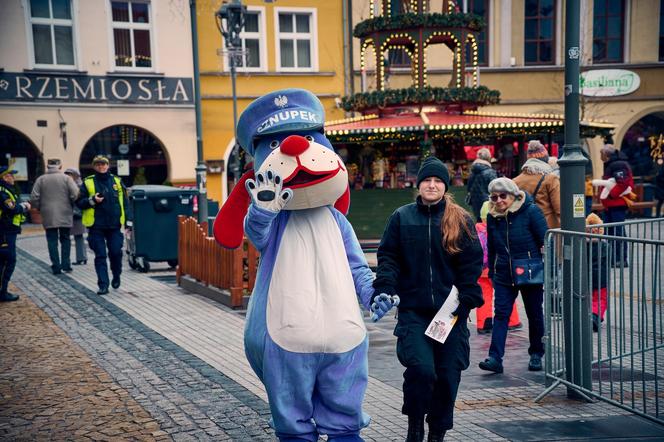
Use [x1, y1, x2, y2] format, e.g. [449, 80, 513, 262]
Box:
[532, 174, 546, 199]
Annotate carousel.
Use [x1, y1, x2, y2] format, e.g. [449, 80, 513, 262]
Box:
[326, 0, 613, 200]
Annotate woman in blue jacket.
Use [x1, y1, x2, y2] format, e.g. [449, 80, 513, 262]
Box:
[479, 177, 548, 374]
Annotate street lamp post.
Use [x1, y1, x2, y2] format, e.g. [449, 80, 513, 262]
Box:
[189, 0, 207, 224]
[558, 0, 592, 399]
[216, 0, 247, 179]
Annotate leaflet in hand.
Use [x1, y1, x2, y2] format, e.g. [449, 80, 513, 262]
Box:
[424, 286, 460, 344]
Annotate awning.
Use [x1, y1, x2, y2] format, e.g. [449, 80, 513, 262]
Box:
[325, 110, 614, 143]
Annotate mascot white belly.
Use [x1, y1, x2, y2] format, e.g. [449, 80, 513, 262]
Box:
[268, 207, 366, 353]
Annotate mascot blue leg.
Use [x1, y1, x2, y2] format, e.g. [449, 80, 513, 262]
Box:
[263, 337, 370, 442]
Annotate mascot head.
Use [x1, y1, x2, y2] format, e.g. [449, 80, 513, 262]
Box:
[213, 88, 350, 249]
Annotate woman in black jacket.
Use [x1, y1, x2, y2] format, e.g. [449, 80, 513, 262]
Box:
[478, 177, 548, 374]
[374, 156, 484, 442]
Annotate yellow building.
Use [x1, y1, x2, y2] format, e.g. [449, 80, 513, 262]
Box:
[351, 0, 664, 179]
[197, 0, 349, 202]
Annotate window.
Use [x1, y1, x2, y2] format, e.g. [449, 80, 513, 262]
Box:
[388, 48, 411, 68]
[659, 0, 664, 61]
[27, 0, 76, 68]
[524, 0, 556, 65]
[224, 8, 266, 72]
[465, 0, 489, 66]
[593, 0, 625, 63]
[110, 1, 153, 70]
[275, 8, 317, 71]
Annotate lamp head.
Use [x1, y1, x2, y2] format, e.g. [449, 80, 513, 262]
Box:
[216, 0, 246, 48]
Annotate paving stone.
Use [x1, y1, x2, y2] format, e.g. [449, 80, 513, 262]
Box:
[7, 231, 646, 441]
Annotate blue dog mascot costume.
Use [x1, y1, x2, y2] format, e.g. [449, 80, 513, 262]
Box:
[213, 89, 398, 442]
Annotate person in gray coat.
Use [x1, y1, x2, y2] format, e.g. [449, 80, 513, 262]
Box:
[31, 159, 79, 274]
[64, 168, 87, 265]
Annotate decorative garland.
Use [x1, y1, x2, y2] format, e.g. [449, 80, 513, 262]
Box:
[341, 86, 501, 112]
[354, 12, 485, 39]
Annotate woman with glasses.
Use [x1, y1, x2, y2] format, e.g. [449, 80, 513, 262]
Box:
[478, 177, 548, 374]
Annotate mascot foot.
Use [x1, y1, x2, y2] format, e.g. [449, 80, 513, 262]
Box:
[327, 434, 364, 442]
[278, 433, 318, 442]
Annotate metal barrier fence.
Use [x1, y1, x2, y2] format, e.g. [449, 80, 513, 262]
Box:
[536, 218, 664, 425]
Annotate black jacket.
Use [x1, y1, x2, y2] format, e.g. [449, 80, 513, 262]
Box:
[76, 172, 130, 229]
[487, 193, 548, 287]
[0, 180, 27, 234]
[466, 161, 496, 213]
[374, 196, 484, 311]
[589, 240, 609, 290]
[655, 167, 664, 201]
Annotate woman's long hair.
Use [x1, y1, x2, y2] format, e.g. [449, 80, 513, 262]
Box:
[441, 193, 476, 254]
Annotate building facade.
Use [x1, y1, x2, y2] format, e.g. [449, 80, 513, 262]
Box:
[197, 0, 349, 202]
[351, 0, 664, 178]
[0, 0, 197, 194]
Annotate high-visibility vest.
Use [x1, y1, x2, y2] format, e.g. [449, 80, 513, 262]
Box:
[82, 175, 125, 227]
[0, 189, 27, 227]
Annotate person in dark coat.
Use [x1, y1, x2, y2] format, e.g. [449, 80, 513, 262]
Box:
[64, 168, 87, 265]
[586, 213, 609, 332]
[655, 165, 664, 218]
[76, 156, 130, 295]
[466, 147, 497, 221]
[374, 156, 484, 442]
[598, 145, 634, 266]
[478, 177, 548, 374]
[0, 167, 31, 302]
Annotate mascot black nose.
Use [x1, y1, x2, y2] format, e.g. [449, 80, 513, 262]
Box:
[257, 190, 276, 201]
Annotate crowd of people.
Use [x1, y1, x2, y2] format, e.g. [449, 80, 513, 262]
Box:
[373, 138, 663, 441]
[0, 155, 130, 301]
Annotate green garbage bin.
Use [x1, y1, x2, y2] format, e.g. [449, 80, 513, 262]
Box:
[127, 185, 197, 272]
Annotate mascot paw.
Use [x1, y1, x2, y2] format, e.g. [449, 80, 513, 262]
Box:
[246, 169, 293, 213]
[371, 293, 400, 322]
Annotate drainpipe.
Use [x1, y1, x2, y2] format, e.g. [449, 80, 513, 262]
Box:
[342, 0, 353, 100]
[189, 0, 208, 224]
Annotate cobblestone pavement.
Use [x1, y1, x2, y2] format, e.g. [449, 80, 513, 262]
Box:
[3, 230, 663, 441]
[0, 288, 168, 441]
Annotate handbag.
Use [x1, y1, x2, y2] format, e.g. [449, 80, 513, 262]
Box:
[511, 251, 544, 286]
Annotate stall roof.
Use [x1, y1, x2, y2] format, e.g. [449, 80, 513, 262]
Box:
[324, 110, 614, 142]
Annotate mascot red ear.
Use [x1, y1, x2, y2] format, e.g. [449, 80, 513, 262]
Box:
[213, 169, 255, 249]
[334, 185, 350, 215]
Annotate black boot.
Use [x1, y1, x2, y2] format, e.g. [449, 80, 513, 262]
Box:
[406, 415, 425, 442]
[427, 428, 446, 442]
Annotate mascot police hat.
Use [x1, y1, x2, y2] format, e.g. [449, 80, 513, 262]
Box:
[237, 88, 325, 157]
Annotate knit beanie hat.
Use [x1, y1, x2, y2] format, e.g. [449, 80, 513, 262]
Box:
[586, 212, 604, 234]
[488, 177, 521, 197]
[416, 156, 450, 190]
[527, 140, 549, 162]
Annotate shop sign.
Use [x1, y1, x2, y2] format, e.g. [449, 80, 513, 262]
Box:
[0, 72, 193, 105]
[580, 69, 640, 97]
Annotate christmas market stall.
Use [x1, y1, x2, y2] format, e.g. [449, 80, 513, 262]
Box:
[325, 0, 613, 238]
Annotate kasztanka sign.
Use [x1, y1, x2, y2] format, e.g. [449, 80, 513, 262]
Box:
[0, 72, 193, 105]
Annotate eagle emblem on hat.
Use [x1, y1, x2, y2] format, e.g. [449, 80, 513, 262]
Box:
[274, 95, 288, 108]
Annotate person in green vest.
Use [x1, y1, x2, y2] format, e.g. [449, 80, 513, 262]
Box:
[0, 166, 31, 302]
[76, 155, 130, 295]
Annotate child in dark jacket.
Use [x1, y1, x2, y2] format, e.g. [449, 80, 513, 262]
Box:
[586, 213, 609, 332]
